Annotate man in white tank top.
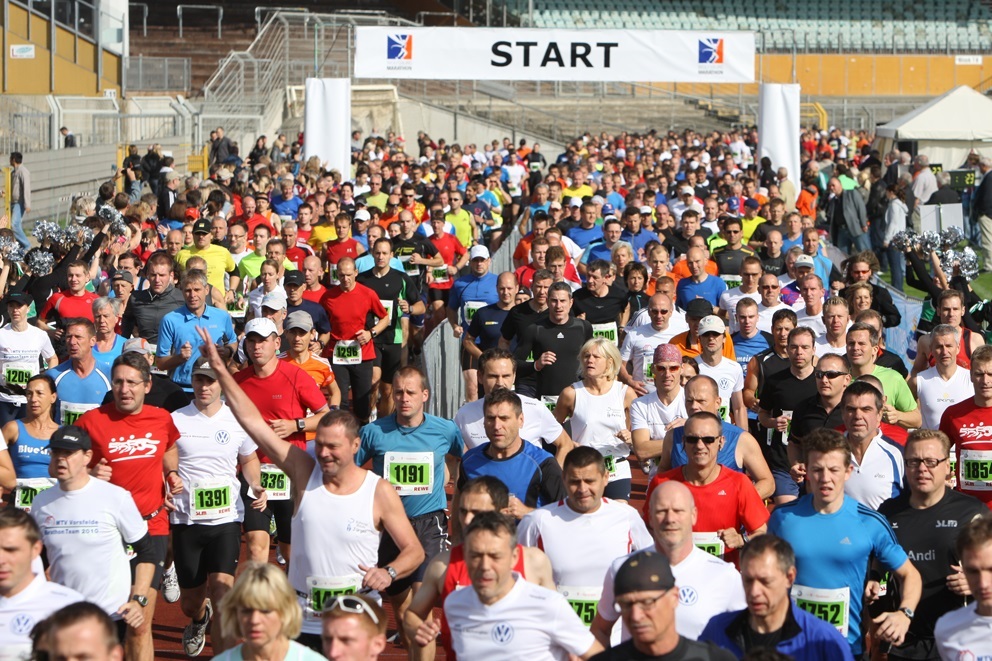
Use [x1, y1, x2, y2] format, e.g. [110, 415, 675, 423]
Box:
[192, 327, 424, 651]
[912, 324, 975, 429]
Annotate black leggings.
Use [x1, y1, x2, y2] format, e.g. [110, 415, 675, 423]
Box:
[332, 359, 375, 422]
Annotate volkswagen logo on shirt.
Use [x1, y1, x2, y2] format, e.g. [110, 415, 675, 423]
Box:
[491, 622, 514, 645]
[11, 612, 35, 635]
[214, 430, 231, 445]
[679, 586, 699, 606]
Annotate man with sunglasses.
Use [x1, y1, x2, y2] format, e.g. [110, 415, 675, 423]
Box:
[788, 353, 852, 484]
[718, 256, 762, 334]
[321, 593, 387, 660]
[619, 294, 685, 396]
[712, 217, 756, 289]
[877, 430, 986, 661]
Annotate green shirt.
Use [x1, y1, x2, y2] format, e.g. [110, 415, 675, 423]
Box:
[871, 365, 917, 412]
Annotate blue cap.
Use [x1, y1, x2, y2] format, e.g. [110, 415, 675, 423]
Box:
[728, 198, 741, 212]
[601, 203, 616, 216]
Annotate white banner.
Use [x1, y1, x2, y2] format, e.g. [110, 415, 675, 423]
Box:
[758, 83, 801, 195]
[354, 28, 755, 82]
[304, 78, 351, 178]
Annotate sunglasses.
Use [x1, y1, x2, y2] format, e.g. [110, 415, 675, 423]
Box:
[654, 364, 682, 374]
[814, 370, 848, 380]
[683, 435, 720, 445]
[324, 595, 379, 624]
[760, 284, 780, 290]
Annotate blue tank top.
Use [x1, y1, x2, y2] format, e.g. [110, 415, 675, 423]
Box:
[731, 331, 772, 421]
[670, 421, 744, 473]
[10, 420, 52, 478]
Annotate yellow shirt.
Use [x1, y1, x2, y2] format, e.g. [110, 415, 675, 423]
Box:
[741, 215, 766, 243]
[307, 224, 338, 252]
[177, 244, 236, 292]
[446, 209, 474, 249]
[562, 184, 594, 201]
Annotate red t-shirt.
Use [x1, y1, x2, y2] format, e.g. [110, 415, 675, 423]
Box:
[235, 213, 275, 238]
[429, 233, 466, 291]
[320, 284, 388, 362]
[42, 290, 99, 322]
[79, 404, 180, 536]
[325, 238, 362, 266]
[302, 285, 327, 303]
[939, 398, 992, 508]
[644, 465, 769, 565]
[286, 246, 310, 271]
[234, 360, 328, 461]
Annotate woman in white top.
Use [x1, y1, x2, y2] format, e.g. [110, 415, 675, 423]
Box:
[213, 562, 326, 661]
[246, 259, 287, 321]
[553, 337, 637, 501]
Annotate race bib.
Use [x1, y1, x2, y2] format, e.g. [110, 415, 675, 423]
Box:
[431, 267, 450, 284]
[327, 263, 340, 286]
[721, 275, 743, 290]
[592, 322, 619, 345]
[14, 477, 55, 512]
[693, 532, 726, 558]
[558, 585, 601, 627]
[3, 359, 36, 388]
[377, 299, 395, 326]
[261, 464, 291, 500]
[333, 340, 362, 365]
[464, 301, 486, 324]
[717, 399, 729, 423]
[227, 301, 247, 319]
[61, 401, 97, 426]
[643, 355, 655, 381]
[781, 410, 793, 446]
[960, 449, 992, 491]
[384, 451, 434, 496]
[305, 574, 363, 621]
[541, 395, 559, 414]
[792, 584, 850, 637]
[190, 478, 234, 521]
[605, 455, 632, 482]
[400, 255, 420, 277]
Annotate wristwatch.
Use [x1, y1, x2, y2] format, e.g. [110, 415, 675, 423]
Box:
[131, 594, 149, 607]
[384, 565, 398, 582]
[899, 607, 915, 620]
[371, 328, 378, 338]
[295, 418, 306, 432]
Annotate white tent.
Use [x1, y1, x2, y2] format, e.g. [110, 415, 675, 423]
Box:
[875, 86, 992, 168]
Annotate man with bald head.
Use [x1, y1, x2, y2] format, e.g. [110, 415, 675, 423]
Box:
[462, 272, 519, 402]
[676, 246, 726, 311]
[590, 481, 745, 645]
[619, 294, 685, 396]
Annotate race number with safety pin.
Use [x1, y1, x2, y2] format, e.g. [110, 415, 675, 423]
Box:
[333, 340, 362, 365]
[305, 575, 362, 621]
[14, 477, 55, 512]
[190, 478, 233, 521]
[260, 464, 291, 500]
[384, 451, 434, 496]
[558, 585, 601, 627]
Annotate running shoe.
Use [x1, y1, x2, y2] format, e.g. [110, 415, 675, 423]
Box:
[161, 564, 181, 603]
[182, 599, 212, 657]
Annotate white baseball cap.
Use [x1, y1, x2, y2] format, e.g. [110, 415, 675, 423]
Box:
[354, 209, 371, 222]
[795, 254, 815, 269]
[697, 315, 726, 336]
[244, 318, 278, 338]
[469, 245, 490, 260]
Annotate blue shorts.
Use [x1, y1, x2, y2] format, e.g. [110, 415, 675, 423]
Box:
[772, 469, 801, 499]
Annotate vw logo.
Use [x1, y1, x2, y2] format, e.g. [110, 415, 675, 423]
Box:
[491, 622, 514, 644]
[214, 430, 231, 445]
[679, 586, 698, 606]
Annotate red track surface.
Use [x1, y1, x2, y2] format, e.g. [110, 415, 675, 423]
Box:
[151, 460, 652, 659]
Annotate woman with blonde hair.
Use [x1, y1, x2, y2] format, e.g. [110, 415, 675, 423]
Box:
[552, 336, 637, 501]
[213, 562, 324, 660]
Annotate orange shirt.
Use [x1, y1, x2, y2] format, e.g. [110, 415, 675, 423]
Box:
[669, 258, 717, 282]
[670, 330, 736, 361]
[279, 353, 335, 440]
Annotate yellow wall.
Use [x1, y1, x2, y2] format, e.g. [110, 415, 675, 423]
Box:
[1, 2, 121, 95]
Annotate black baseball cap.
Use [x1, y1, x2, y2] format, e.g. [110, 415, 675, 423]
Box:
[685, 299, 714, 319]
[614, 551, 676, 596]
[283, 270, 305, 287]
[5, 292, 31, 306]
[192, 219, 211, 234]
[48, 425, 92, 452]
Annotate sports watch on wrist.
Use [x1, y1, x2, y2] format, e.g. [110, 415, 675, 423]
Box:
[296, 418, 306, 432]
[899, 607, 915, 620]
[384, 565, 398, 581]
[131, 594, 149, 607]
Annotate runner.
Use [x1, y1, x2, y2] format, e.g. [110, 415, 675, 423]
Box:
[694, 316, 747, 427]
[939, 344, 992, 508]
[462, 272, 517, 401]
[911, 324, 975, 430]
[45, 318, 111, 426]
[717, 256, 762, 334]
[447, 246, 500, 401]
[0, 374, 58, 509]
[426, 205, 468, 327]
[279, 311, 341, 413]
[192, 326, 424, 652]
[498, 269, 553, 398]
[76, 352, 182, 661]
[0, 291, 56, 425]
[814, 297, 850, 357]
[630, 344, 688, 476]
[572, 260, 630, 346]
[618, 294, 685, 396]
[170, 357, 266, 657]
[840, 381, 905, 509]
[934, 515, 992, 659]
[321, 594, 388, 661]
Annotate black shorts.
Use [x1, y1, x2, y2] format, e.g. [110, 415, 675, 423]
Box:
[375, 343, 403, 382]
[172, 522, 241, 588]
[129, 534, 168, 592]
[239, 473, 293, 544]
[378, 509, 449, 596]
[428, 288, 450, 305]
[460, 349, 479, 371]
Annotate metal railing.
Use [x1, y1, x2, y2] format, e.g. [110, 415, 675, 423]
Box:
[128, 2, 147, 36]
[0, 97, 53, 153]
[124, 56, 191, 94]
[176, 4, 223, 39]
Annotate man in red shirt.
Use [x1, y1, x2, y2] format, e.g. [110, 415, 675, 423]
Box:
[77, 351, 182, 661]
[325, 212, 366, 284]
[38, 260, 99, 328]
[320, 258, 390, 424]
[234, 316, 330, 564]
[232, 193, 274, 238]
[427, 207, 468, 325]
[281, 219, 315, 271]
[301, 255, 326, 303]
[514, 236, 550, 291]
[644, 411, 769, 566]
[940, 344, 992, 509]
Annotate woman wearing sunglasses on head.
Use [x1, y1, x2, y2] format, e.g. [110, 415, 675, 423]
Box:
[214, 563, 325, 660]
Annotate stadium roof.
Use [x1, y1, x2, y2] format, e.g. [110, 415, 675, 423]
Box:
[876, 86, 992, 141]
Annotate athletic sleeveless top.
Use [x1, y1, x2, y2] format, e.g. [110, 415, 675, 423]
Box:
[570, 380, 630, 458]
[670, 421, 745, 473]
[289, 467, 381, 635]
[10, 420, 52, 479]
[927, 327, 973, 370]
[440, 543, 528, 659]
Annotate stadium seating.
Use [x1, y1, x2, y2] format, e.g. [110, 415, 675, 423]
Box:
[530, 0, 992, 53]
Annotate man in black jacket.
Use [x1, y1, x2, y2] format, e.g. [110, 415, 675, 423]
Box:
[926, 171, 962, 206]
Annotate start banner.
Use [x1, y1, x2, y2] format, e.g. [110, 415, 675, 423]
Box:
[354, 27, 755, 83]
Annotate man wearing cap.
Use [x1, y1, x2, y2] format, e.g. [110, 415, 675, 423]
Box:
[284, 269, 331, 350]
[591, 481, 746, 646]
[0, 291, 57, 425]
[695, 316, 747, 428]
[779, 249, 814, 308]
[176, 219, 240, 303]
[358, 237, 425, 417]
[699, 535, 853, 660]
[76, 351, 182, 661]
[110, 269, 136, 309]
[447, 245, 499, 392]
[281, 311, 340, 411]
[670, 299, 736, 361]
[170, 357, 265, 656]
[235, 315, 330, 564]
[32, 425, 156, 651]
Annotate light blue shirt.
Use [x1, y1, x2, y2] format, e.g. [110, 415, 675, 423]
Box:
[156, 305, 235, 388]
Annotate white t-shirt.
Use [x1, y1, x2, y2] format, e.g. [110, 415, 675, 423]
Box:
[518, 500, 653, 616]
[445, 575, 596, 661]
[694, 357, 744, 422]
[620, 323, 683, 392]
[630, 390, 687, 443]
[718, 288, 760, 334]
[845, 432, 906, 510]
[917, 365, 975, 430]
[0, 324, 56, 404]
[795, 308, 827, 337]
[0, 573, 84, 660]
[454, 394, 564, 451]
[757, 303, 791, 334]
[597, 546, 746, 641]
[506, 163, 527, 196]
[814, 335, 847, 358]
[170, 403, 258, 526]
[32, 478, 148, 618]
[935, 602, 992, 660]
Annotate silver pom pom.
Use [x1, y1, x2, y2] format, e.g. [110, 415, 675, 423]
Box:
[99, 204, 129, 237]
[920, 231, 942, 254]
[31, 220, 60, 243]
[960, 246, 980, 281]
[0, 236, 23, 262]
[941, 226, 965, 250]
[891, 231, 917, 252]
[25, 249, 55, 276]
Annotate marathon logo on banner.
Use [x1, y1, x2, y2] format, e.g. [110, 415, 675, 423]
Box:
[354, 27, 756, 82]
